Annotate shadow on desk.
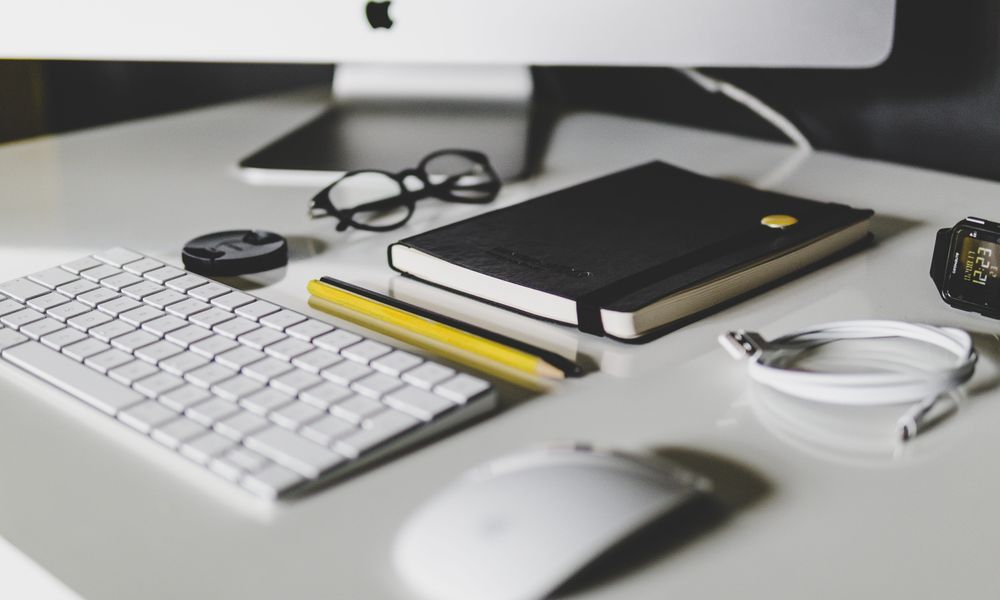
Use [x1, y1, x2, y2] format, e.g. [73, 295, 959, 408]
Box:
[553, 447, 771, 598]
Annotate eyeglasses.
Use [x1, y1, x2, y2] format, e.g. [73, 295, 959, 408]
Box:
[308, 149, 502, 232]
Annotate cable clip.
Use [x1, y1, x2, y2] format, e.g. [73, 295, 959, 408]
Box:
[718, 330, 769, 360]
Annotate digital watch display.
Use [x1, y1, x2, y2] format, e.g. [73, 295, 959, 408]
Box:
[931, 217, 1000, 316]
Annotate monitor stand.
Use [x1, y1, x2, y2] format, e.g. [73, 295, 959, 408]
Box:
[238, 64, 541, 185]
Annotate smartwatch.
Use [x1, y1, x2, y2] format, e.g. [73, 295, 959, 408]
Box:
[931, 216, 1000, 317]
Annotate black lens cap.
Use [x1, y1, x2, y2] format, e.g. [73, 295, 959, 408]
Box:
[182, 230, 288, 276]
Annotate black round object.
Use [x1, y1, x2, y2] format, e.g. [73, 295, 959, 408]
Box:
[182, 230, 288, 276]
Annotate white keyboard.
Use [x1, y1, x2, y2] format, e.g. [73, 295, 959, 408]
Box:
[0, 248, 496, 500]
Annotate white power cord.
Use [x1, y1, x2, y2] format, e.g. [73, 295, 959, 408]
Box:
[720, 320, 978, 442]
[676, 68, 813, 152]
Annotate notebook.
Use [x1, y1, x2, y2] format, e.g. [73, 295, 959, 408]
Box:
[388, 161, 873, 341]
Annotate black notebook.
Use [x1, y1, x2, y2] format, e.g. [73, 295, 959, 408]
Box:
[388, 161, 873, 341]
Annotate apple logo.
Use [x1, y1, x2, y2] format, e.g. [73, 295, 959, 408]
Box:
[366, 1, 393, 29]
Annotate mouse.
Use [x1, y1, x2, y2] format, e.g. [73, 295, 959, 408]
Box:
[393, 443, 712, 600]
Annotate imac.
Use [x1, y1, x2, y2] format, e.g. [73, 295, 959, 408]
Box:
[3, 0, 896, 181]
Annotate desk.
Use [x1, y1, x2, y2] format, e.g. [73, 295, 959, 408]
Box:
[2, 88, 1000, 600]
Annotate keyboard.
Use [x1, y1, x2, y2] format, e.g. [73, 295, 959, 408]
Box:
[0, 248, 496, 500]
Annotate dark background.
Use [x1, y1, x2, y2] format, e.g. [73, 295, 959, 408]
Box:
[1, 1, 998, 180]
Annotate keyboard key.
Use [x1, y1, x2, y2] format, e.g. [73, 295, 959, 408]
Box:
[160, 384, 213, 412]
[334, 410, 420, 459]
[90, 319, 136, 342]
[97, 296, 143, 317]
[292, 348, 342, 374]
[238, 327, 286, 350]
[208, 457, 246, 482]
[151, 417, 207, 449]
[211, 291, 255, 311]
[133, 371, 185, 398]
[63, 338, 110, 361]
[165, 324, 214, 348]
[40, 327, 88, 351]
[216, 346, 266, 370]
[180, 431, 236, 465]
[286, 319, 334, 341]
[27, 292, 71, 312]
[300, 381, 353, 410]
[108, 359, 160, 385]
[0, 278, 50, 302]
[225, 447, 269, 472]
[61, 256, 102, 275]
[246, 425, 343, 478]
[314, 329, 363, 352]
[0, 299, 24, 317]
[111, 329, 159, 353]
[240, 388, 294, 416]
[121, 280, 165, 300]
[2, 341, 143, 415]
[264, 337, 313, 361]
[122, 257, 163, 275]
[241, 463, 302, 499]
[166, 274, 209, 292]
[331, 395, 384, 424]
[67, 310, 113, 332]
[211, 374, 264, 401]
[270, 401, 324, 430]
[434, 374, 492, 404]
[185, 362, 237, 388]
[402, 362, 456, 389]
[235, 300, 281, 321]
[55, 279, 99, 297]
[342, 339, 393, 364]
[100, 272, 144, 292]
[79, 264, 122, 282]
[213, 316, 260, 339]
[260, 310, 306, 331]
[371, 350, 423, 376]
[120, 305, 166, 326]
[0, 328, 28, 350]
[142, 315, 189, 337]
[144, 266, 186, 284]
[188, 282, 231, 302]
[301, 414, 356, 446]
[385, 386, 455, 421]
[118, 400, 177, 434]
[84, 348, 134, 374]
[47, 301, 90, 322]
[190, 335, 240, 358]
[321, 360, 373, 386]
[270, 369, 323, 396]
[2, 308, 45, 329]
[144, 289, 188, 309]
[28, 268, 77, 289]
[165, 298, 212, 318]
[243, 357, 294, 382]
[186, 397, 240, 427]
[94, 247, 144, 267]
[20, 317, 66, 340]
[134, 340, 185, 364]
[189, 307, 235, 329]
[351, 372, 404, 399]
[159, 351, 210, 376]
[76, 287, 119, 307]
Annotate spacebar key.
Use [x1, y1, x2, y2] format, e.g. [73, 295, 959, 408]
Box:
[2, 341, 145, 416]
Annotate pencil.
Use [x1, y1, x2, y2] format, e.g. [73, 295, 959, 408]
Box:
[307, 277, 582, 380]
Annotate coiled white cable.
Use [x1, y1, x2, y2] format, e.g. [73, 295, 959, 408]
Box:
[719, 320, 978, 441]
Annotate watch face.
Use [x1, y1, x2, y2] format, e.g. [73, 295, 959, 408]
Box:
[944, 226, 1000, 307]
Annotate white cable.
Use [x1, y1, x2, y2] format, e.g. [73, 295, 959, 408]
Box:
[676, 68, 813, 152]
[719, 320, 978, 442]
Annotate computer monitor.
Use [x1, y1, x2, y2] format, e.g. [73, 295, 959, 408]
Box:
[4, 0, 896, 180]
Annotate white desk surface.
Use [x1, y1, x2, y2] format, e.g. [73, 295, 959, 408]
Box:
[2, 88, 1000, 600]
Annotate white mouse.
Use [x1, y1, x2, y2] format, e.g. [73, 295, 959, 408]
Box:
[393, 443, 711, 600]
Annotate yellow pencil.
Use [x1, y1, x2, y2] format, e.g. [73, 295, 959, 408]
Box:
[307, 279, 566, 380]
